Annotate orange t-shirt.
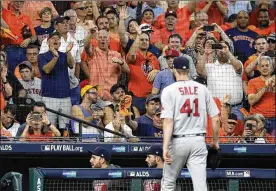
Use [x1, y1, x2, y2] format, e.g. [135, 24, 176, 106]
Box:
[127, 50, 160, 98]
[0, 126, 12, 138]
[242, 54, 258, 82]
[154, 5, 192, 31]
[0, 91, 6, 110]
[220, 22, 233, 31]
[81, 48, 122, 101]
[196, 0, 227, 26]
[218, 128, 238, 143]
[25, 131, 53, 142]
[151, 28, 187, 46]
[247, 77, 276, 118]
[233, 120, 244, 136]
[248, 24, 275, 37]
[90, 34, 121, 53]
[2, 8, 36, 45]
[2, 1, 59, 27]
[206, 97, 221, 143]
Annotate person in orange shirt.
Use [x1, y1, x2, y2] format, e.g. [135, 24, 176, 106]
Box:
[243, 36, 269, 92]
[151, 11, 187, 50]
[220, 14, 237, 31]
[249, 0, 275, 27]
[154, 0, 196, 31]
[248, 9, 275, 37]
[90, 15, 121, 53]
[81, 29, 130, 101]
[20, 111, 60, 142]
[247, 56, 275, 134]
[218, 113, 239, 143]
[126, 24, 160, 114]
[2, 0, 36, 73]
[196, 0, 228, 26]
[2, 0, 58, 28]
[183, 11, 221, 44]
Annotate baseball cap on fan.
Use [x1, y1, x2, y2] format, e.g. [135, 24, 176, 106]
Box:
[88, 147, 111, 162]
[165, 49, 179, 58]
[139, 24, 154, 33]
[165, 10, 177, 18]
[173, 57, 190, 70]
[54, 15, 70, 25]
[146, 94, 160, 104]
[19, 61, 32, 70]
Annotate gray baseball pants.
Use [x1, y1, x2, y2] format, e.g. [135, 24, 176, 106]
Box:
[161, 136, 208, 191]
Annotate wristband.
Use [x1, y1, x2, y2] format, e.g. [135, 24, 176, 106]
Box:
[2, 81, 8, 84]
[47, 122, 51, 127]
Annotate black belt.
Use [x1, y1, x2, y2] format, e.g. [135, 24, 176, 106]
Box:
[173, 133, 206, 138]
[230, 102, 242, 107]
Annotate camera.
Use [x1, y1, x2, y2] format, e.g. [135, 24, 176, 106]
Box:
[203, 25, 214, 32]
[32, 113, 42, 121]
[211, 44, 223, 50]
[264, 50, 275, 58]
[246, 123, 252, 130]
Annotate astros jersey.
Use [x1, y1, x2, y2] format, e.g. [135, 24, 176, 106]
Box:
[19, 78, 42, 102]
[161, 80, 219, 135]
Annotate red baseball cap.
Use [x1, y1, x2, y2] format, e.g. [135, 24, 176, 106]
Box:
[165, 49, 179, 58]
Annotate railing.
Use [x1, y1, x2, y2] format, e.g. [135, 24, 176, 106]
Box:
[45, 107, 126, 141]
[29, 168, 276, 191]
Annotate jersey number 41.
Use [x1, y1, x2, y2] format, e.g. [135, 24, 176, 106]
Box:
[180, 98, 200, 117]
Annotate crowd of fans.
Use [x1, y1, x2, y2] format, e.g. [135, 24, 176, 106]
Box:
[0, 0, 275, 143]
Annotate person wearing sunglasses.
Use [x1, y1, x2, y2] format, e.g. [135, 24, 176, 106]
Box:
[73, 1, 98, 33]
[71, 85, 103, 141]
[267, 33, 275, 51]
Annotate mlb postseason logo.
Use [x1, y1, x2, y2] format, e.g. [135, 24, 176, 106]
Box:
[180, 171, 191, 178]
[131, 146, 151, 152]
[126, 171, 150, 177]
[41, 144, 83, 152]
[225, 170, 251, 178]
[112, 145, 126, 153]
[233, 146, 247, 153]
[62, 171, 77, 178]
[108, 171, 123, 178]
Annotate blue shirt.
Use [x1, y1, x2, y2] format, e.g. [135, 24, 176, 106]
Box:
[38, 51, 70, 98]
[137, 115, 163, 138]
[125, 39, 161, 58]
[142, 4, 165, 20]
[225, 27, 257, 63]
[34, 25, 55, 45]
[153, 68, 175, 95]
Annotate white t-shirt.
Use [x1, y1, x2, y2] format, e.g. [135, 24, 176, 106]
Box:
[39, 32, 81, 89]
[104, 122, 134, 142]
[206, 60, 243, 105]
[19, 78, 42, 102]
[161, 80, 219, 135]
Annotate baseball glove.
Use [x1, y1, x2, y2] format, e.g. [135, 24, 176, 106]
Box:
[207, 146, 221, 171]
[119, 95, 133, 116]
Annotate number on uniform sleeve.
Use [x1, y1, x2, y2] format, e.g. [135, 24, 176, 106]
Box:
[180, 98, 200, 117]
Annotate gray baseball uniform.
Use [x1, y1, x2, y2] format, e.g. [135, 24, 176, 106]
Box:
[19, 78, 42, 102]
[160, 80, 219, 191]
